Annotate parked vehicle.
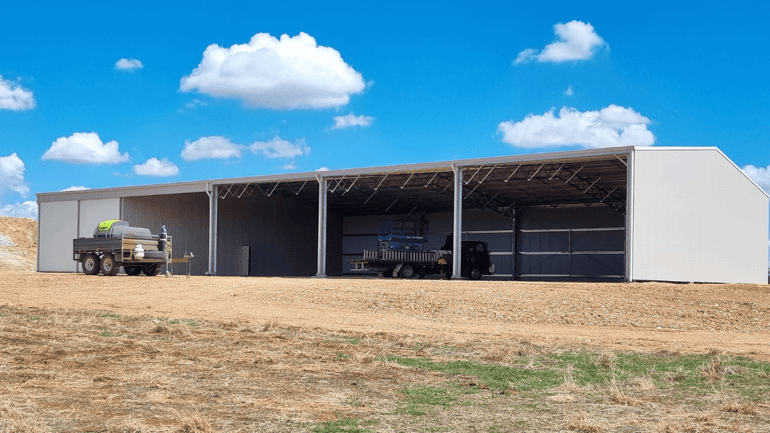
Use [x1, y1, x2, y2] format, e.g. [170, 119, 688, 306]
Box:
[350, 234, 494, 280]
[72, 220, 180, 276]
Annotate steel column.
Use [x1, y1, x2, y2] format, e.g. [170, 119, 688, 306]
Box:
[452, 166, 463, 279]
[316, 176, 328, 277]
[207, 184, 218, 276]
[625, 150, 635, 282]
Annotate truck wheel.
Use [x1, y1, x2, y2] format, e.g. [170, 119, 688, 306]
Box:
[143, 264, 161, 276]
[100, 253, 120, 276]
[399, 264, 415, 279]
[468, 267, 482, 280]
[82, 253, 100, 275]
[124, 266, 141, 276]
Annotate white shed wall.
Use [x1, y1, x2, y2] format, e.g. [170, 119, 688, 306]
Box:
[78, 198, 121, 239]
[38, 201, 79, 272]
[631, 148, 768, 284]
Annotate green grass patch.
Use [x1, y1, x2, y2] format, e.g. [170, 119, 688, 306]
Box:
[100, 313, 120, 319]
[27, 315, 41, 321]
[389, 356, 562, 391]
[99, 330, 121, 338]
[312, 415, 378, 433]
[325, 335, 361, 345]
[398, 386, 456, 416]
[334, 352, 351, 361]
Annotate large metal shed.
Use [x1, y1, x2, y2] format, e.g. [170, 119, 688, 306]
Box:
[36, 146, 769, 284]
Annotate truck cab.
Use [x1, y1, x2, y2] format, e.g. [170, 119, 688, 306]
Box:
[439, 235, 493, 280]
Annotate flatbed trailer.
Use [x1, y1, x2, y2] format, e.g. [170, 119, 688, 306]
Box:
[349, 237, 494, 280]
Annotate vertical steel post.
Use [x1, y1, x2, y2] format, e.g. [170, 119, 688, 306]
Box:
[452, 166, 463, 279]
[207, 183, 218, 276]
[213, 185, 218, 276]
[625, 150, 635, 282]
[316, 176, 328, 277]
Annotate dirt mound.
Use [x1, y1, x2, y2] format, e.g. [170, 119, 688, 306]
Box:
[0, 216, 37, 272]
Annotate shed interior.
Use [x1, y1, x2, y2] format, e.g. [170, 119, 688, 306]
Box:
[205, 153, 629, 280]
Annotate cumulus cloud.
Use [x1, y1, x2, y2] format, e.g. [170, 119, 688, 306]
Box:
[61, 186, 90, 191]
[564, 85, 574, 96]
[0, 153, 29, 197]
[0, 201, 37, 219]
[316, 167, 329, 171]
[42, 132, 129, 164]
[180, 32, 366, 109]
[181, 136, 243, 161]
[0, 75, 35, 111]
[742, 165, 770, 194]
[514, 20, 608, 64]
[332, 113, 374, 129]
[498, 105, 654, 148]
[133, 158, 180, 176]
[249, 136, 310, 159]
[115, 58, 143, 71]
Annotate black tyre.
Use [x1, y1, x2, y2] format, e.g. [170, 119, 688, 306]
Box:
[399, 264, 415, 279]
[82, 253, 100, 275]
[468, 267, 482, 281]
[100, 253, 120, 276]
[124, 266, 141, 276]
[143, 264, 161, 276]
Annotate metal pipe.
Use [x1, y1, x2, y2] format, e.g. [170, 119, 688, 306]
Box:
[452, 165, 463, 279]
[316, 176, 327, 277]
[504, 164, 521, 182]
[213, 185, 218, 275]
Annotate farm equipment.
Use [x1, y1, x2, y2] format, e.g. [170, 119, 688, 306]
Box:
[73, 220, 192, 276]
[349, 217, 493, 280]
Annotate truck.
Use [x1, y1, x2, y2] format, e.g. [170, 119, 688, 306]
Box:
[349, 218, 494, 279]
[72, 220, 186, 276]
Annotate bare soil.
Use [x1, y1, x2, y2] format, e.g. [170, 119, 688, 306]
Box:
[0, 216, 37, 272]
[0, 217, 769, 432]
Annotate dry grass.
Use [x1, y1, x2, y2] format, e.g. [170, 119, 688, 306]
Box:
[566, 412, 607, 432]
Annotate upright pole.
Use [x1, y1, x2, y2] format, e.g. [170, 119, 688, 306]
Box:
[316, 176, 328, 277]
[452, 165, 463, 279]
[625, 150, 635, 282]
[207, 184, 218, 276]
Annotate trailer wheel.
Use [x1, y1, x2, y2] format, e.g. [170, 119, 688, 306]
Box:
[124, 266, 141, 276]
[399, 264, 415, 279]
[143, 264, 161, 276]
[82, 253, 100, 275]
[468, 267, 482, 280]
[100, 253, 120, 276]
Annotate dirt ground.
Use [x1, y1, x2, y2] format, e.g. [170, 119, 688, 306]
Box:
[1, 217, 769, 431]
[0, 216, 37, 272]
[2, 272, 769, 360]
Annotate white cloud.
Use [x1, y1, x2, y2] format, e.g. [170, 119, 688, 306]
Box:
[514, 21, 608, 64]
[0, 153, 29, 197]
[133, 158, 180, 176]
[61, 186, 90, 191]
[332, 113, 374, 129]
[283, 163, 297, 170]
[498, 105, 654, 148]
[741, 165, 770, 194]
[249, 136, 310, 159]
[180, 32, 366, 109]
[181, 136, 243, 161]
[115, 58, 143, 71]
[0, 75, 35, 111]
[564, 85, 574, 96]
[316, 167, 329, 171]
[179, 98, 208, 112]
[42, 132, 129, 164]
[0, 201, 37, 219]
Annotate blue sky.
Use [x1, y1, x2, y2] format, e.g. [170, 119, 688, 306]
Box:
[1, 0, 770, 219]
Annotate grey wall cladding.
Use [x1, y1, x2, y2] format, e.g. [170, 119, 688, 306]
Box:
[216, 193, 342, 276]
[121, 192, 209, 275]
[516, 206, 625, 280]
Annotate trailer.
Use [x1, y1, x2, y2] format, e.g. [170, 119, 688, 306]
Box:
[350, 235, 494, 280]
[72, 220, 189, 276]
